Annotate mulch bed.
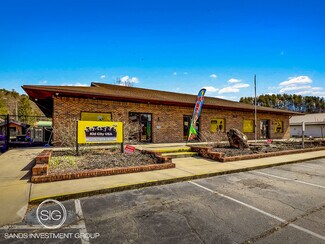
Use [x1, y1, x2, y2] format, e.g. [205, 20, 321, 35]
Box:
[212, 141, 325, 157]
[48, 149, 158, 175]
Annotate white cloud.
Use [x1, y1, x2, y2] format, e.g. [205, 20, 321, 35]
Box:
[215, 95, 238, 101]
[218, 83, 250, 94]
[100, 75, 106, 79]
[219, 87, 240, 94]
[203, 86, 219, 93]
[120, 76, 139, 83]
[295, 90, 325, 96]
[117, 76, 140, 86]
[228, 78, 241, 83]
[279, 76, 312, 86]
[277, 75, 325, 97]
[210, 74, 217, 79]
[309, 91, 325, 96]
[172, 71, 188, 76]
[38, 80, 48, 85]
[61, 82, 88, 86]
[233, 83, 250, 89]
[279, 85, 323, 93]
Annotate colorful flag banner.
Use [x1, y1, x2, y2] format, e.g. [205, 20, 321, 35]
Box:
[188, 88, 206, 141]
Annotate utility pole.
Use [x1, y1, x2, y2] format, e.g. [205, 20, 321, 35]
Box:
[15, 100, 18, 121]
[254, 74, 257, 142]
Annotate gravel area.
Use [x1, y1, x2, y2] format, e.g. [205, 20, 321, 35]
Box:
[213, 141, 324, 157]
[49, 149, 158, 174]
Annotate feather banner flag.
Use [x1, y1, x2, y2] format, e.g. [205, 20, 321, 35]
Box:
[188, 88, 206, 141]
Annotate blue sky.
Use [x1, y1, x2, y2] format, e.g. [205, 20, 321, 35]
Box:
[0, 0, 324, 100]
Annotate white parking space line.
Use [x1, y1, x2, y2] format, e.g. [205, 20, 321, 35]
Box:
[296, 164, 324, 170]
[254, 171, 325, 189]
[75, 199, 90, 244]
[189, 181, 325, 241]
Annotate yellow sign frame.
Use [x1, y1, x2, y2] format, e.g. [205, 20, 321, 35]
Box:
[77, 121, 123, 144]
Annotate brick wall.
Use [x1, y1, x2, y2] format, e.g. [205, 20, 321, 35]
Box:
[53, 96, 290, 144]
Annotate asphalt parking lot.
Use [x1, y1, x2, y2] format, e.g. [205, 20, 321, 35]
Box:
[1, 158, 325, 244]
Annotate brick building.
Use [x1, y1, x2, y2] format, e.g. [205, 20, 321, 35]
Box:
[23, 83, 299, 143]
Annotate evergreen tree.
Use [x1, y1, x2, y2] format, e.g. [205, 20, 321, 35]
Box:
[0, 97, 8, 115]
[239, 94, 325, 113]
[18, 95, 35, 124]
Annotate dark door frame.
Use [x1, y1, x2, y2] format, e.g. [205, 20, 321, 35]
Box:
[128, 112, 153, 143]
[260, 120, 270, 139]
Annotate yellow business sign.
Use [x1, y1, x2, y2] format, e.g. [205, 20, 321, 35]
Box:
[77, 121, 123, 144]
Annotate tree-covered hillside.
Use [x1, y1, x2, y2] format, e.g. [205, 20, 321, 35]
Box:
[240, 94, 325, 113]
[0, 89, 43, 117]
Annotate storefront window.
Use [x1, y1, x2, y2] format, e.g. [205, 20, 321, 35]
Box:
[210, 119, 225, 132]
[243, 119, 254, 133]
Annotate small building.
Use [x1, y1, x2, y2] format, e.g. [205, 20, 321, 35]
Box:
[22, 83, 299, 144]
[0, 120, 30, 141]
[290, 113, 325, 138]
[29, 121, 53, 143]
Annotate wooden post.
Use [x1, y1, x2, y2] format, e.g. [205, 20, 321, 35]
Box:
[76, 120, 79, 156]
[121, 123, 124, 153]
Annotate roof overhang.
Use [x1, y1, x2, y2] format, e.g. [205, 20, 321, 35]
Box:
[22, 85, 302, 117]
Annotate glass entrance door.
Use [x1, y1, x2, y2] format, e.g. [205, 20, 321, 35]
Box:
[140, 114, 152, 142]
[260, 120, 270, 139]
[129, 113, 152, 142]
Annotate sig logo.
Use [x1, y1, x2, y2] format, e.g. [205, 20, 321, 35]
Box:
[36, 199, 67, 229]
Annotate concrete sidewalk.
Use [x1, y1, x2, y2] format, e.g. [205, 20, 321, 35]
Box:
[29, 149, 325, 203]
[0, 148, 43, 227]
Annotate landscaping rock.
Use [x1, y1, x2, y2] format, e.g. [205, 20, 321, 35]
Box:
[227, 128, 249, 149]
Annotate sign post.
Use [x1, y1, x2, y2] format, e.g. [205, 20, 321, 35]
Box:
[76, 120, 79, 156]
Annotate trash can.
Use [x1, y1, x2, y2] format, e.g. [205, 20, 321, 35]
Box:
[0, 135, 7, 153]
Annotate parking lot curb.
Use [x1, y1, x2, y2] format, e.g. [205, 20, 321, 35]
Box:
[29, 154, 325, 204]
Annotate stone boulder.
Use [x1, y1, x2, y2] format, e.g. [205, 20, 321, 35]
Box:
[227, 128, 249, 149]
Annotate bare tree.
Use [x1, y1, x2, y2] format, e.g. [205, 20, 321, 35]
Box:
[116, 76, 139, 87]
[196, 131, 226, 147]
[52, 118, 78, 153]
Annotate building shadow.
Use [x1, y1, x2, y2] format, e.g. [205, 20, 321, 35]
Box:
[20, 159, 35, 181]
